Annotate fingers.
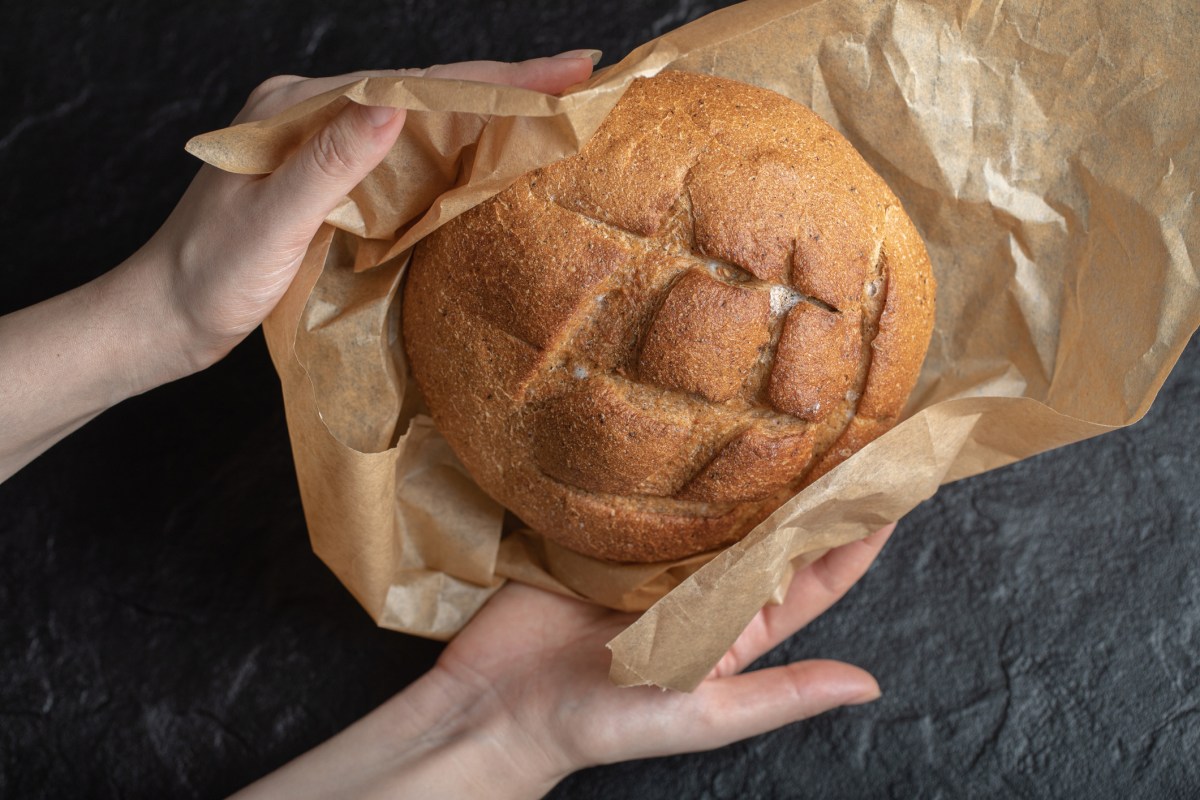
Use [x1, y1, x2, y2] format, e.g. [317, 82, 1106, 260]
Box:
[799, 522, 897, 604]
[422, 54, 596, 94]
[642, 660, 879, 758]
[243, 54, 597, 121]
[712, 523, 898, 677]
[228, 52, 595, 241]
[766, 521, 897, 639]
[770, 522, 897, 634]
[256, 101, 407, 233]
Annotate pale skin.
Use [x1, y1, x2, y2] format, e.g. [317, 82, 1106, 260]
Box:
[0, 51, 892, 798]
[0, 54, 598, 481]
[233, 526, 892, 799]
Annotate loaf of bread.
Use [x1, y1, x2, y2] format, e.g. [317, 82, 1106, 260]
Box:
[402, 71, 935, 563]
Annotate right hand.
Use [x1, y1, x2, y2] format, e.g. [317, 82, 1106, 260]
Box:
[233, 523, 894, 800]
[433, 524, 895, 792]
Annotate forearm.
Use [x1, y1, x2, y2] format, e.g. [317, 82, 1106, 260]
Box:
[230, 669, 567, 800]
[0, 249, 196, 481]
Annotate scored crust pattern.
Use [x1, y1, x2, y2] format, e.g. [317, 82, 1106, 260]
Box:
[402, 71, 935, 563]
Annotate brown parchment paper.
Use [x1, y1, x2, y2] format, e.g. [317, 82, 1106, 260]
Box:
[189, 0, 1200, 690]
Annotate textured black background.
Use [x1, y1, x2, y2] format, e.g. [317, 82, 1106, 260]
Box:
[1, 2, 1197, 798]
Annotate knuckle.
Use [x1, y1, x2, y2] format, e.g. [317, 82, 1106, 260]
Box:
[808, 558, 845, 598]
[249, 74, 301, 101]
[309, 119, 357, 178]
[238, 74, 304, 123]
[712, 650, 737, 678]
[381, 67, 425, 80]
[424, 60, 512, 84]
[692, 697, 724, 732]
[781, 663, 813, 704]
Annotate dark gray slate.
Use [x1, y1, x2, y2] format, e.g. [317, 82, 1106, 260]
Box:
[1, 2, 1196, 798]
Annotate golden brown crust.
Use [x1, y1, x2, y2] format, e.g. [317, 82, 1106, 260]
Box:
[856, 206, 937, 420]
[403, 71, 936, 563]
[445, 185, 632, 350]
[638, 269, 772, 403]
[677, 424, 815, 504]
[791, 197, 874, 310]
[767, 304, 862, 421]
[520, 487, 752, 564]
[528, 378, 701, 497]
[535, 78, 714, 237]
[804, 415, 894, 485]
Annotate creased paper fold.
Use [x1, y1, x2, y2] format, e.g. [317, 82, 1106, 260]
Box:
[192, 0, 1199, 690]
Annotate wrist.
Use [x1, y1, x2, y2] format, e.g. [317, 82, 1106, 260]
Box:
[112, 244, 216, 385]
[376, 666, 572, 799]
[0, 251, 203, 480]
[232, 666, 571, 800]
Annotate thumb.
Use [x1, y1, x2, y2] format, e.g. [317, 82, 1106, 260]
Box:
[264, 101, 406, 229]
[659, 660, 880, 757]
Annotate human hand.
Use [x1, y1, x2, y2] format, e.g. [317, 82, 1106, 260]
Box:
[233, 523, 894, 800]
[431, 523, 895, 796]
[0, 52, 595, 482]
[136, 53, 598, 373]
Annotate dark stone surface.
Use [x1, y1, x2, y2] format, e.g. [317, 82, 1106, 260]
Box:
[1, 2, 1196, 798]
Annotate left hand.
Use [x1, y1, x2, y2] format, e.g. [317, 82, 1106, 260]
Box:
[0, 55, 596, 482]
[139, 55, 597, 372]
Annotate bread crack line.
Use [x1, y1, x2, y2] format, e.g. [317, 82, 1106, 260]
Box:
[527, 194, 856, 411]
[507, 190, 894, 507]
[543, 196, 839, 318]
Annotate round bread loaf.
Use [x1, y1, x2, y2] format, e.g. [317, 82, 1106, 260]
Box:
[402, 71, 935, 563]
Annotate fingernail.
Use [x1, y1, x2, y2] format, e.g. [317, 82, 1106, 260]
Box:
[846, 683, 882, 706]
[553, 49, 603, 65]
[361, 104, 399, 128]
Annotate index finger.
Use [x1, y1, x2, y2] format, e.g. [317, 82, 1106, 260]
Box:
[239, 56, 595, 122]
[712, 522, 898, 677]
